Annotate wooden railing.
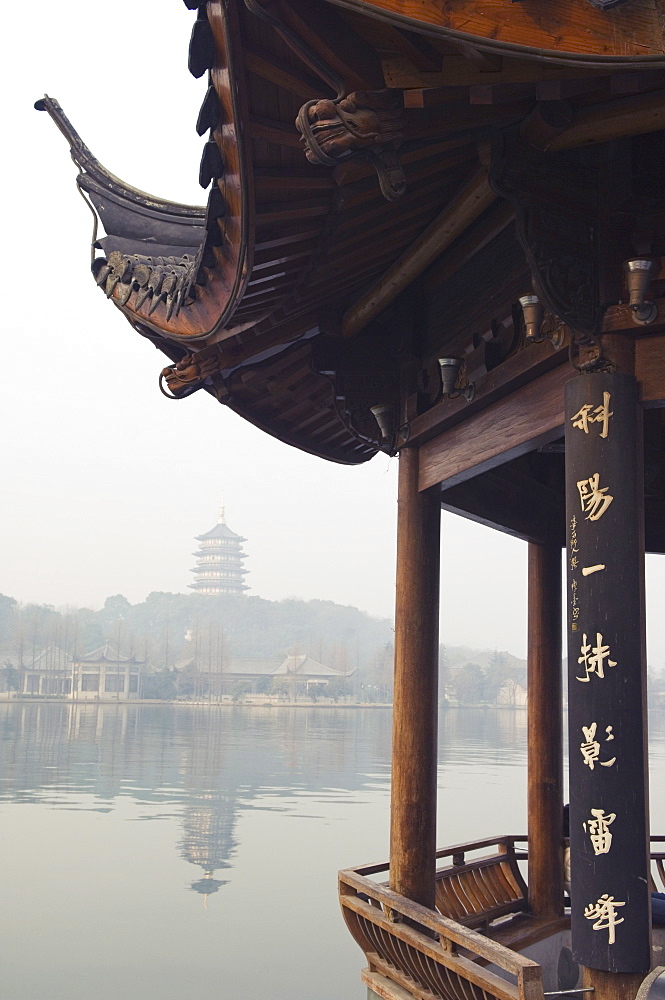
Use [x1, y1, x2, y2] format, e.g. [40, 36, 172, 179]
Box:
[339, 846, 544, 1000]
[650, 836, 665, 893]
[340, 835, 665, 1000]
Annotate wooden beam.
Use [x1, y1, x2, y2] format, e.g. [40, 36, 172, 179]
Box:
[469, 81, 539, 105]
[536, 77, 609, 101]
[527, 542, 564, 922]
[410, 333, 665, 487]
[381, 55, 606, 90]
[409, 343, 567, 449]
[342, 169, 496, 337]
[440, 464, 564, 546]
[636, 333, 665, 407]
[548, 88, 665, 151]
[243, 45, 324, 100]
[422, 200, 514, 289]
[418, 361, 574, 492]
[275, 0, 384, 92]
[646, 499, 665, 554]
[391, 447, 440, 909]
[249, 117, 303, 148]
[254, 172, 335, 192]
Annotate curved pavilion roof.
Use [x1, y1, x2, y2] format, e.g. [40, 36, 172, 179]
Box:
[37, 0, 665, 465]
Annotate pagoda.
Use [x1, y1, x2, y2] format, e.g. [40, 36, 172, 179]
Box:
[189, 502, 248, 596]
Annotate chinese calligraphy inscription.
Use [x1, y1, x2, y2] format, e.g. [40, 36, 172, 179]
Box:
[584, 895, 625, 945]
[584, 809, 616, 856]
[576, 633, 617, 682]
[565, 372, 649, 973]
[577, 473, 614, 521]
[580, 723, 616, 770]
[571, 391, 613, 439]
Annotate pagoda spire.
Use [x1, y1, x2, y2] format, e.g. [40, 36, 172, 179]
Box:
[218, 495, 226, 525]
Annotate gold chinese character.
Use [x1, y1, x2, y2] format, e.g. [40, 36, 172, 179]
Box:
[582, 564, 606, 577]
[584, 894, 625, 944]
[584, 808, 616, 855]
[577, 474, 614, 521]
[571, 392, 613, 439]
[571, 556, 579, 570]
[577, 633, 617, 682]
[580, 723, 617, 770]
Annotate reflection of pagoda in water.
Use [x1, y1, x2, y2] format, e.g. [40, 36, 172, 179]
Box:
[180, 791, 238, 899]
[0, 702, 394, 908]
[189, 500, 248, 596]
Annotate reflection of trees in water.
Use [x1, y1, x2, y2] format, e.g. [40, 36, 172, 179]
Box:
[438, 707, 528, 767]
[0, 703, 393, 898]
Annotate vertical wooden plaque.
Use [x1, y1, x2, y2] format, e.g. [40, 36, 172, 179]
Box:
[565, 372, 650, 973]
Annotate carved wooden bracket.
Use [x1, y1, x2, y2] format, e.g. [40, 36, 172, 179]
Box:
[295, 90, 406, 201]
[489, 125, 602, 342]
[160, 344, 224, 399]
[310, 334, 406, 450]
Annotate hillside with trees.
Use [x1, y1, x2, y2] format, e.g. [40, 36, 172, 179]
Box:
[0, 591, 395, 700]
[7, 590, 662, 705]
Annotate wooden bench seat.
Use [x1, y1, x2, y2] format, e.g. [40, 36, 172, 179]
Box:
[434, 837, 528, 929]
[433, 836, 569, 956]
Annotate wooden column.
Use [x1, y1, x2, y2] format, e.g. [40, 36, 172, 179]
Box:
[390, 446, 441, 910]
[527, 541, 564, 921]
[565, 347, 650, 993]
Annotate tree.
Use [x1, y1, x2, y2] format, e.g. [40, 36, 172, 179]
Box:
[0, 594, 17, 634]
[439, 645, 450, 702]
[231, 681, 251, 702]
[1, 662, 19, 692]
[326, 676, 352, 702]
[453, 664, 486, 705]
[142, 670, 177, 700]
[102, 595, 133, 619]
[255, 675, 272, 694]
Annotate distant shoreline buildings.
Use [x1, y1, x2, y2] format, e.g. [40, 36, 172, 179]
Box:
[189, 501, 248, 596]
[20, 643, 142, 700]
[10, 643, 353, 702]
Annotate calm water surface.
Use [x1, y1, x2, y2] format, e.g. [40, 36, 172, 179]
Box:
[2, 704, 665, 1000]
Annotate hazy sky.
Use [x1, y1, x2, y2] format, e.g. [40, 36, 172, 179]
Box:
[3, 2, 665, 665]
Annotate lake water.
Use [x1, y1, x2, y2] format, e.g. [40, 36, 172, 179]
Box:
[2, 703, 665, 1000]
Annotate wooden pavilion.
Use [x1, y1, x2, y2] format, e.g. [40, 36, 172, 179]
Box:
[38, 2, 665, 999]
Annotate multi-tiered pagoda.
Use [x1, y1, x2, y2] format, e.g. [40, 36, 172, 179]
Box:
[189, 503, 248, 596]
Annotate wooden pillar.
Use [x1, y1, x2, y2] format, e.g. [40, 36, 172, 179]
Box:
[390, 446, 441, 910]
[565, 336, 650, 996]
[527, 541, 564, 920]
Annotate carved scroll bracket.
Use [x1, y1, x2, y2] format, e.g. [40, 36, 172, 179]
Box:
[489, 125, 614, 370]
[310, 333, 409, 453]
[296, 90, 406, 201]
